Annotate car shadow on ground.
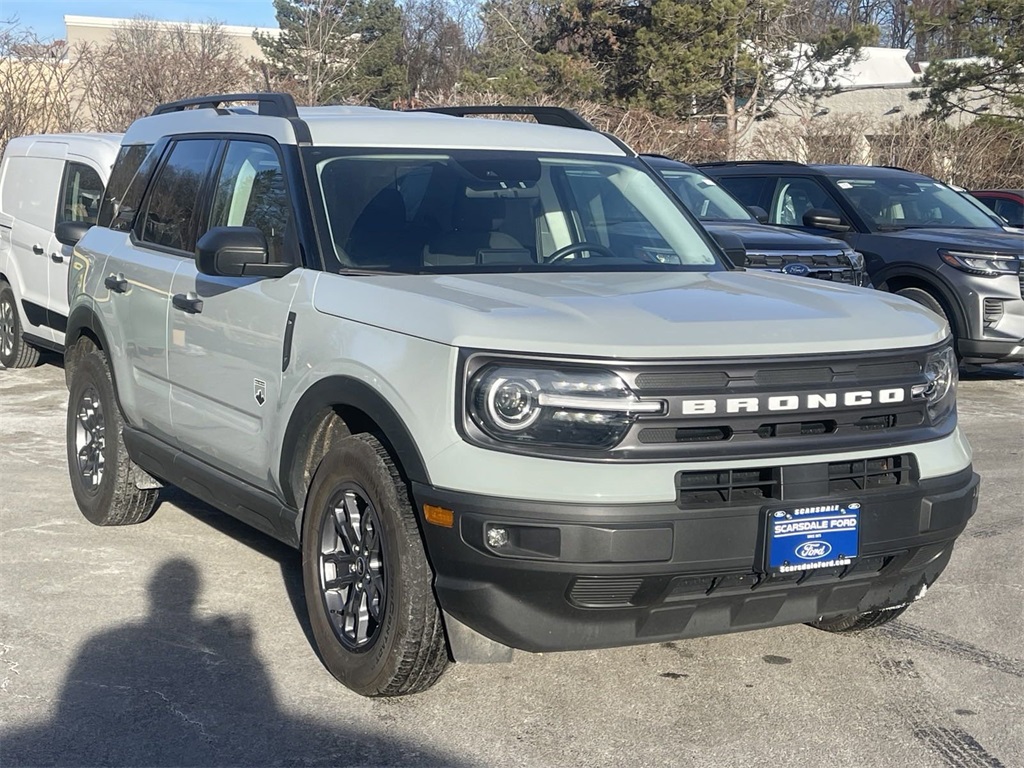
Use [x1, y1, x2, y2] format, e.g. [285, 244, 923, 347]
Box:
[958, 362, 1024, 381]
[0, 558, 465, 768]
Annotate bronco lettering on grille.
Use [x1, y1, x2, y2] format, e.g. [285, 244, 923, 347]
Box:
[678, 388, 906, 415]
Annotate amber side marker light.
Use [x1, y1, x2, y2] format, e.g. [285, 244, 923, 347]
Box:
[423, 504, 454, 528]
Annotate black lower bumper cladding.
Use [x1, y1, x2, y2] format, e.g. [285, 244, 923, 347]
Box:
[414, 465, 980, 653]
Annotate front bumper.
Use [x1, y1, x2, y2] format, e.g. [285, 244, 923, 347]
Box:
[414, 466, 980, 653]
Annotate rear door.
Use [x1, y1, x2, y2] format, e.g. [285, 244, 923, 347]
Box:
[167, 138, 303, 490]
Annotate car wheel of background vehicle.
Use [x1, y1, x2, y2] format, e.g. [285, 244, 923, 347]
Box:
[895, 287, 959, 352]
[301, 433, 449, 697]
[806, 603, 910, 633]
[0, 281, 40, 369]
[66, 339, 159, 525]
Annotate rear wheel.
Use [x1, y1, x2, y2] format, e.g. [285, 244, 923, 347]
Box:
[66, 339, 159, 525]
[301, 433, 448, 697]
[807, 603, 910, 633]
[0, 281, 40, 369]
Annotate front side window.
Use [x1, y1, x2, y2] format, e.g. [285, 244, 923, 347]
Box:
[98, 144, 155, 230]
[138, 139, 219, 252]
[992, 198, 1023, 227]
[656, 168, 755, 223]
[208, 141, 293, 262]
[58, 162, 104, 226]
[770, 176, 844, 227]
[831, 176, 1004, 231]
[306, 149, 721, 273]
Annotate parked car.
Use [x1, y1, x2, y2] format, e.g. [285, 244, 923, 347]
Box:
[643, 155, 867, 286]
[62, 95, 977, 697]
[969, 189, 1024, 229]
[0, 133, 121, 368]
[698, 161, 1024, 364]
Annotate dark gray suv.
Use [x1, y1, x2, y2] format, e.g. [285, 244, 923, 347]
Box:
[699, 162, 1024, 364]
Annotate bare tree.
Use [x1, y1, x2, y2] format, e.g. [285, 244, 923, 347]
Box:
[0, 21, 82, 152]
[73, 17, 255, 132]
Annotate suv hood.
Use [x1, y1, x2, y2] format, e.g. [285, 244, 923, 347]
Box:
[313, 271, 947, 358]
[877, 227, 1024, 254]
[703, 221, 847, 251]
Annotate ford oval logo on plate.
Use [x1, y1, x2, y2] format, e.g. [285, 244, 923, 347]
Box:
[782, 263, 811, 277]
[795, 541, 832, 560]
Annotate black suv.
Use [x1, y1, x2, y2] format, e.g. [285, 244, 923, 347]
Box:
[698, 162, 1024, 364]
[643, 155, 867, 286]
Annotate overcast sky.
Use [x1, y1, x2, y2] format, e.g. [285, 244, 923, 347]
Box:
[3, 0, 279, 40]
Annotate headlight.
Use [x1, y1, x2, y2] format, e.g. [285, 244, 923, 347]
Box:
[911, 345, 957, 423]
[467, 364, 664, 449]
[843, 248, 865, 271]
[939, 250, 1020, 276]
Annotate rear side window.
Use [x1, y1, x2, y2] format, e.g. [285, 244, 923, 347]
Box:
[714, 176, 770, 211]
[58, 163, 105, 226]
[138, 140, 219, 252]
[207, 141, 293, 262]
[98, 144, 153, 229]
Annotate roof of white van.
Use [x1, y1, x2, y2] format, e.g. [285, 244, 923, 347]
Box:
[3, 133, 124, 169]
[122, 107, 625, 156]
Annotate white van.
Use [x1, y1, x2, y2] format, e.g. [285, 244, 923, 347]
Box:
[0, 133, 121, 367]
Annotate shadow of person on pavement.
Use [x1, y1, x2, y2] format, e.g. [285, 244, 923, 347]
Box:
[0, 558, 463, 768]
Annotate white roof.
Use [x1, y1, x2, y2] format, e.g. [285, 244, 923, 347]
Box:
[4, 133, 123, 169]
[123, 107, 626, 155]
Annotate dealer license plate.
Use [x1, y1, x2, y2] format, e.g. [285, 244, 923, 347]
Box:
[766, 501, 860, 573]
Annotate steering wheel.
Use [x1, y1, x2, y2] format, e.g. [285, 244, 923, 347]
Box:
[545, 242, 619, 263]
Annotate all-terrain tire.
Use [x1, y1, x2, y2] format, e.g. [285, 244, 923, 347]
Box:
[66, 339, 159, 525]
[302, 433, 449, 697]
[0, 281, 40, 369]
[807, 603, 910, 633]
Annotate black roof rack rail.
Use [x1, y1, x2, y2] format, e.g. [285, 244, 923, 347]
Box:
[408, 105, 597, 131]
[696, 160, 808, 168]
[151, 93, 300, 118]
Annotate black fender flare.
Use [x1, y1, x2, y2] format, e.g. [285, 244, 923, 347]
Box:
[279, 376, 431, 508]
[64, 305, 116, 387]
[872, 264, 968, 337]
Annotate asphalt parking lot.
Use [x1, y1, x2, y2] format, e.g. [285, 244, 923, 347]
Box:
[1, 358, 1021, 768]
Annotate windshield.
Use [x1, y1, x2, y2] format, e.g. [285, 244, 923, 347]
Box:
[656, 167, 756, 223]
[304, 149, 723, 273]
[831, 176, 1003, 231]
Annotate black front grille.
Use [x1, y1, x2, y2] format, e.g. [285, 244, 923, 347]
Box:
[675, 454, 915, 508]
[743, 250, 861, 285]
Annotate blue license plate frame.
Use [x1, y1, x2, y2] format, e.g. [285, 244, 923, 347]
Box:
[765, 501, 860, 574]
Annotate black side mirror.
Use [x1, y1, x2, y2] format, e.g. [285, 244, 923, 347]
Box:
[748, 205, 769, 224]
[803, 208, 850, 232]
[710, 230, 747, 269]
[195, 227, 292, 278]
[55, 220, 92, 247]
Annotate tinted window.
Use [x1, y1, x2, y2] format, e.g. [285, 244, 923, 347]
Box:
[58, 162, 105, 226]
[139, 140, 219, 251]
[770, 177, 844, 226]
[993, 198, 1023, 227]
[714, 176, 770, 210]
[657, 168, 755, 222]
[98, 144, 154, 229]
[208, 141, 292, 262]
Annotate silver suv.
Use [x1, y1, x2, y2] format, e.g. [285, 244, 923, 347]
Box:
[64, 94, 979, 697]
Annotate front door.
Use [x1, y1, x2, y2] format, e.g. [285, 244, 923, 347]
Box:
[167, 139, 301, 490]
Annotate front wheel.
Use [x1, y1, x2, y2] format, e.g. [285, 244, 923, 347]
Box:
[806, 603, 910, 633]
[301, 433, 449, 697]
